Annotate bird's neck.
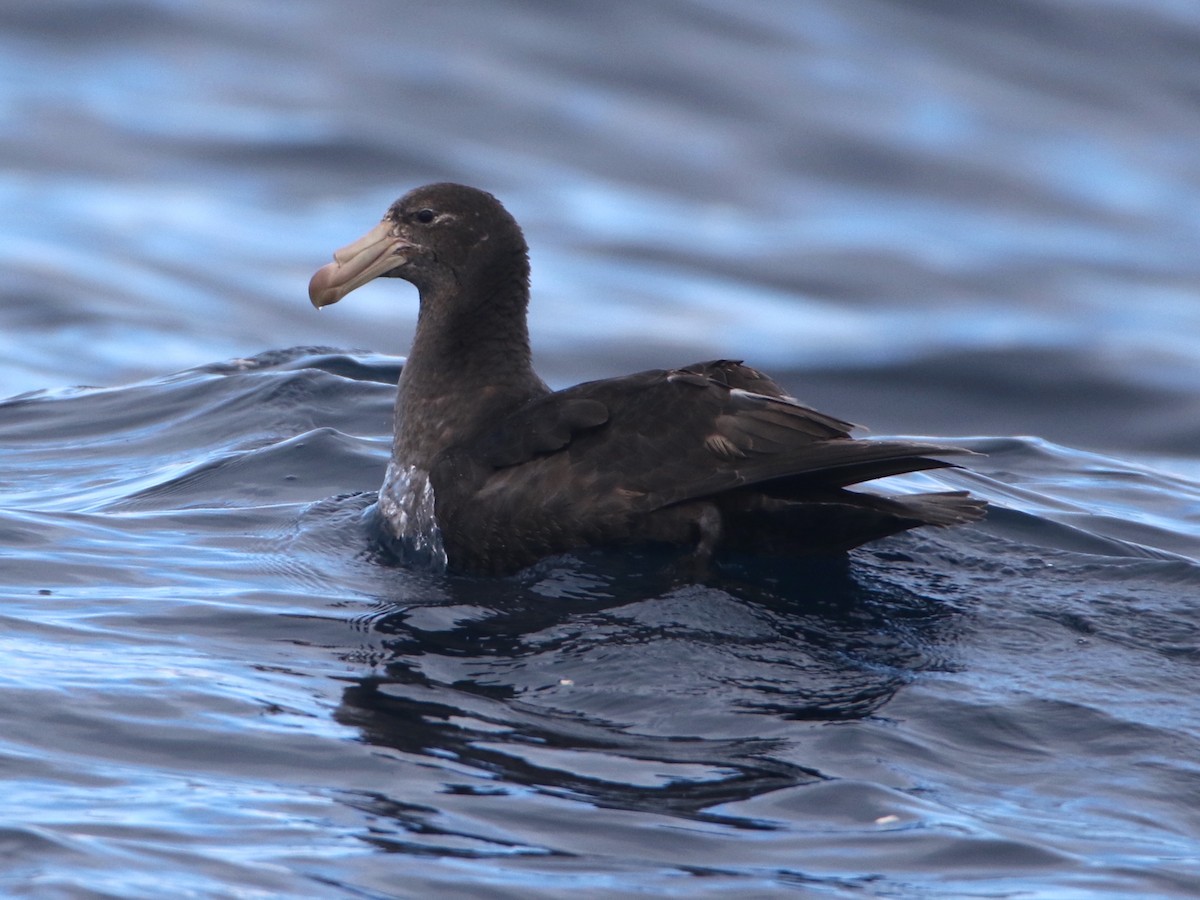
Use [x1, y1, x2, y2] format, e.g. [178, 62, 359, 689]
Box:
[392, 255, 546, 469]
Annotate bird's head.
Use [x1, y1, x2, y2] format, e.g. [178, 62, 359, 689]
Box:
[309, 182, 526, 309]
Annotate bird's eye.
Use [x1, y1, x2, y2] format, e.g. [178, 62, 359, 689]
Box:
[415, 208, 436, 224]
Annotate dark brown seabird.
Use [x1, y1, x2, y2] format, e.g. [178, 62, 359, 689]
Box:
[309, 183, 984, 575]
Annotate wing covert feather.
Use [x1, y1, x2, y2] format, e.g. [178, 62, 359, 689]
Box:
[463, 361, 965, 515]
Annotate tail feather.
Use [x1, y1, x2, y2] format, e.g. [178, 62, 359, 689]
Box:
[884, 490, 987, 527]
[717, 489, 986, 556]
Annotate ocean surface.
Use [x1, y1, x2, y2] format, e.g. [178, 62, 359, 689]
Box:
[2, 2, 1199, 897]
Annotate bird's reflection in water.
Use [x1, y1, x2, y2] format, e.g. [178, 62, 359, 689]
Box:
[334, 546, 963, 830]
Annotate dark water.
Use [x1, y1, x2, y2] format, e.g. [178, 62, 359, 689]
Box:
[3, 2, 1200, 898]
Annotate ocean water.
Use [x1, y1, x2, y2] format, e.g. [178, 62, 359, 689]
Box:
[2, 2, 1199, 898]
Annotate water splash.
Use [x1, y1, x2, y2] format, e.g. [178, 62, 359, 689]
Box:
[376, 462, 448, 572]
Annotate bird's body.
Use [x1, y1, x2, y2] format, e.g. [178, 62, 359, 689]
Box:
[310, 183, 983, 574]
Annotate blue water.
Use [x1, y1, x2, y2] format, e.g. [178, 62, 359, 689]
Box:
[3, 2, 1199, 897]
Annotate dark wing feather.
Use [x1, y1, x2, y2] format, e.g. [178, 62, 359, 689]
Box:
[676, 359, 801, 402]
[483, 397, 609, 467]
[469, 361, 965, 511]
